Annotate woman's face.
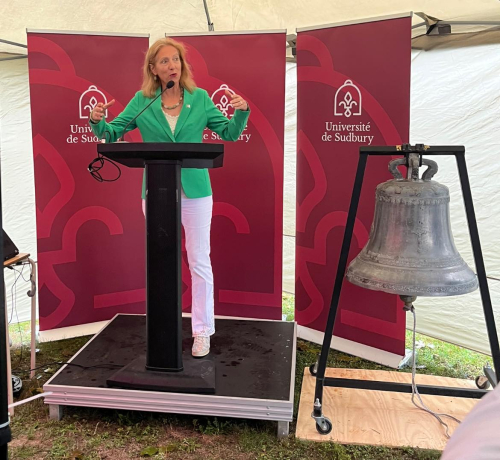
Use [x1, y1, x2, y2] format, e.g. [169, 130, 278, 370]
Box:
[151, 45, 182, 86]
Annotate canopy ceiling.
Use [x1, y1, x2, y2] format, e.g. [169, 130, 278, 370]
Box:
[1, 0, 500, 50]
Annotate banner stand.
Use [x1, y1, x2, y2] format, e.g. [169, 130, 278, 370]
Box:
[298, 325, 402, 368]
[166, 30, 285, 321]
[295, 13, 412, 364]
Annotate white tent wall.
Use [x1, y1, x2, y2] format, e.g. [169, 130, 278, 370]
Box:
[2, 2, 500, 353]
[407, 31, 500, 355]
[0, 57, 36, 324]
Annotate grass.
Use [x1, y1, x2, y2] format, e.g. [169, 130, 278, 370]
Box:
[282, 293, 488, 381]
[5, 294, 489, 459]
[282, 294, 294, 322]
[8, 319, 34, 349]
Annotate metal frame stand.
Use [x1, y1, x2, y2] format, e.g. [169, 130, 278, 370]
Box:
[310, 144, 500, 435]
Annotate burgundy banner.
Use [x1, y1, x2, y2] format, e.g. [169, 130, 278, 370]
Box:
[172, 32, 285, 319]
[28, 32, 149, 331]
[295, 16, 411, 357]
[28, 30, 284, 331]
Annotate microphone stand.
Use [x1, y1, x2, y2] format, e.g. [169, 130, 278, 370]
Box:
[89, 80, 175, 181]
[116, 80, 174, 143]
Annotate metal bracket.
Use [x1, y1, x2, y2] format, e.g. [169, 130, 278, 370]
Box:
[311, 399, 325, 423]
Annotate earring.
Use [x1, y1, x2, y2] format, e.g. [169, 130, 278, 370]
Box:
[154, 75, 157, 81]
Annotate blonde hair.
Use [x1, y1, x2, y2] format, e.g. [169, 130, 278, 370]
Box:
[141, 37, 196, 98]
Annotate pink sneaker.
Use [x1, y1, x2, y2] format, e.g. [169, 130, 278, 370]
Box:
[192, 336, 210, 358]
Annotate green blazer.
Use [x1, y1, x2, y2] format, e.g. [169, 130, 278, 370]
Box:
[90, 87, 250, 199]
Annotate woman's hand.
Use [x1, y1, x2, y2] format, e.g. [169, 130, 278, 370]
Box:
[225, 90, 248, 111]
[90, 99, 115, 122]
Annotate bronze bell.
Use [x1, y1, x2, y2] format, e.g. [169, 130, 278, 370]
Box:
[346, 153, 478, 299]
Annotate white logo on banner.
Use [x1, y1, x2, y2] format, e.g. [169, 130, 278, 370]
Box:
[79, 85, 108, 119]
[203, 84, 251, 143]
[321, 79, 373, 144]
[211, 84, 235, 117]
[65, 85, 106, 144]
[334, 80, 362, 118]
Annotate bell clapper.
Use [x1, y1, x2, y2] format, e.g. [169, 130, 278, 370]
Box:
[400, 295, 417, 312]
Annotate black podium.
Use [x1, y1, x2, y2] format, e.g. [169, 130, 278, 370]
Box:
[97, 142, 223, 394]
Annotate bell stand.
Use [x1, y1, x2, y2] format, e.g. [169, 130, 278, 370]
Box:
[310, 143, 500, 435]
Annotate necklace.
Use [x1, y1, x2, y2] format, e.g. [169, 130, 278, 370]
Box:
[162, 88, 184, 110]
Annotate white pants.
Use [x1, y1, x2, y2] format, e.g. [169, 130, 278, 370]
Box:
[142, 190, 214, 337]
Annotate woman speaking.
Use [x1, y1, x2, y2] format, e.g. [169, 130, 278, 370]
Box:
[89, 37, 250, 358]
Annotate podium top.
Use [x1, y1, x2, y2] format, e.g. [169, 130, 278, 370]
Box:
[97, 142, 224, 169]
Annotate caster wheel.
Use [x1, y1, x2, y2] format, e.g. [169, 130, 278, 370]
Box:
[475, 375, 491, 390]
[315, 417, 332, 435]
[309, 363, 317, 376]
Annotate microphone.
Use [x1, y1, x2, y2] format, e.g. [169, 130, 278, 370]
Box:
[88, 81, 175, 182]
[116, 80, 175, 142]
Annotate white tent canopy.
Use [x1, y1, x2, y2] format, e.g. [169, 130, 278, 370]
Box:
[2, 0, 500, 46]
[2, 1, 500, 356]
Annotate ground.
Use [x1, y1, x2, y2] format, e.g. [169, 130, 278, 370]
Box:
[5, 294, 489, 459]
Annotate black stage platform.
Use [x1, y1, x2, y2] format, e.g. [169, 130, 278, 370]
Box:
[44, 314, 296, 437]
